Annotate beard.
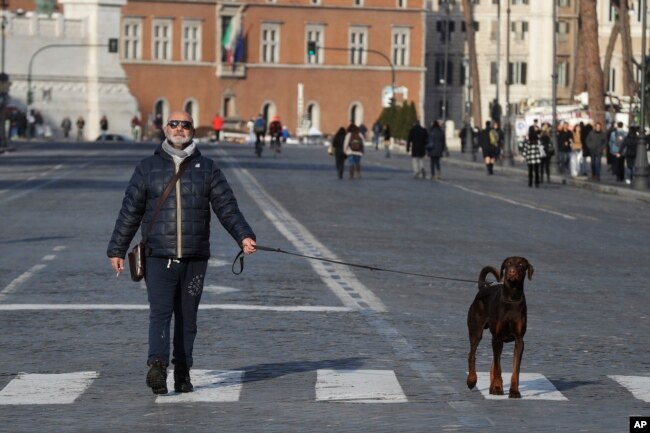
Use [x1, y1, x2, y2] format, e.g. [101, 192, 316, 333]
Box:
[167, 133, 193, 148]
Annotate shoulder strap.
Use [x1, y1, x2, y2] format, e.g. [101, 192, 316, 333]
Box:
[143, 159, 189, 242]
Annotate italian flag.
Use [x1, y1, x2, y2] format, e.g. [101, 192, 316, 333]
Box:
[222, 10, 242, 64]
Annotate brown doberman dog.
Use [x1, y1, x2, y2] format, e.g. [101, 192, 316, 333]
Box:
[466, 256, 534, 398]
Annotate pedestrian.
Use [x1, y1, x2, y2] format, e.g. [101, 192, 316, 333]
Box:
[26, 109, 36, 139]
[60, 116, 72, 139]
[253, 114, 266, 156]
[539, 123, 553, 184]
[478, 121, 497, 175]
[608, 121, 627, 182]
[620, 126, 639, 184]
[557, 122, 573, 174]
[580, 122, 592, 176]
[211, 113, 224, 142]
[570, 123, 582, 177]
[268, 115, 282, 154]
[344, 123, 364, 179]
[332, 126, 347, 179]
[522, 134, 542, 188]
[427, 120, 446, 180]
[372, 120, 381, 150]
[406, 120, 428, 179]
[246, 117, 255, 145]
[585, 121, 607, 181]
[76, 116, 85, 141]
[99, 115, 109, 140]
[131, 115, 142, 141]
[382, 124, 392, 158]
[492, 121, 504, 161]
[107, 110, 257, 395]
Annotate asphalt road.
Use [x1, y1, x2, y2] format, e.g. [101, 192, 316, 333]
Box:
[1, 139, 649, 433]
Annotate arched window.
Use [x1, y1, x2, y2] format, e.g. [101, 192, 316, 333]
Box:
[306, 102, 321, 130]
[154, 98, 169, 122]
[183, 98, 199, 123]
[349, 102, 363, 126]
[261, 101, 276, 124]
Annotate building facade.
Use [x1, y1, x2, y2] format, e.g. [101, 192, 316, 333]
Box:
[119, 0, 428, 136]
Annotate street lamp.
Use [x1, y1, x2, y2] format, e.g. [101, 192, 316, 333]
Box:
[0, 0, 10, 153]
[551, 0, 560, 176]
[633, 0, 650, 190]
[503, 3, 514, 165]
[463, 57, 475, 160]
[441, 0, 451, 124]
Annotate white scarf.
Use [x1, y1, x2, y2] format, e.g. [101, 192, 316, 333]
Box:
[162, 140, 196, 166]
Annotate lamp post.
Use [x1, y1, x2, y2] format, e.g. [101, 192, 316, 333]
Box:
[503, 3, 514, 165]
[633, 0, 650, 190]
[551, 0, 560, 176]
[463, 57, 475, 160]
[0, 0, 9, 153]
[492, 0, 501, 124]
[441, 0, 451, 124]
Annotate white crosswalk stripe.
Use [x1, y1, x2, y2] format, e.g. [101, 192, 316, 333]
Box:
[473, 372, 567, 401]
[608, 375, 650, 402]
[0, 372, 98, 405]
[315, 369, 408, 403]
[156, 370, 244, 403]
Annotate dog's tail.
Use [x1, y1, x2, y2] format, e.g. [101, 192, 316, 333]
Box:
[478, 266, 501, 289]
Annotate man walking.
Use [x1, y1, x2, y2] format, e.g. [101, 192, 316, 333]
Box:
[406, 120, 428, 179]
[107, 111, 257, 395]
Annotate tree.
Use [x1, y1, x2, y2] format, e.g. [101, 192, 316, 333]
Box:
[580, 0, 606, 126]
[461, 0, 482, 127]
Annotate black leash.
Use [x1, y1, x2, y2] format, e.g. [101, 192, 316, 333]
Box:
[232, 244, 478, 284]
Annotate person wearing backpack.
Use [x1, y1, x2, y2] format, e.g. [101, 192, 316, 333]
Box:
[344, 123, 365, 179]
[253, 114, 266, 157]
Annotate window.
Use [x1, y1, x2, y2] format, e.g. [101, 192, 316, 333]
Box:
[349, 27, 368, 65]
[460, 61, 466, 86]
[557, 0, 570, 6]
[512, 0, 529, 5]
[490, 61, 497, 85]
[184, 98, 199, 122]
[152, 20, 172, 61]
[261, 23, 280, 64]
[557, 60, 570, 87]
[608, 68, 616, 93]
[437, 20, 454, 42]
[349, 102, 363, 125]
[397, 0, 406, 7]
[306, 25, 324, 64]
[122, 18, 142, 60]
[556, 20, 569, 43]
[490, 20, 498, 41]
[182, 20, 202, 62]
[354, 0, 363, 6]
[392, 28, 410, 66]
[154, 98, 169, 124]
[508, 61, 527, 85]
[461, 21, 479, 32]
[511, 21, 528, 41]
[311, 0, 320, 4]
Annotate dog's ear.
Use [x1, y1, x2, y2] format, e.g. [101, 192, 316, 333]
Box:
[499, 260, 507, 282]
[527, 263, 534, 280]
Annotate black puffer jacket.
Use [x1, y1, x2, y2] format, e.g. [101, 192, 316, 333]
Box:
[107, 145, 255, 259]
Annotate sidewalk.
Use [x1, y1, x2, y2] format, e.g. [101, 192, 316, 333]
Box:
[440, 148, 650, 203]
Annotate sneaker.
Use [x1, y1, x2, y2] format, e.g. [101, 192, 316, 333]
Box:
[173, 363, 194, 393]
[146, 360, 168, 395]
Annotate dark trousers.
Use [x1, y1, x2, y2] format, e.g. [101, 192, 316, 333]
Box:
[528, 163, 540, 187]
[335, 154, 346, 179]
[145, 257, 207, 367]
[540, 156, 551, 182]
[429, 157, 441, 177]
[613, 155, 625, 181]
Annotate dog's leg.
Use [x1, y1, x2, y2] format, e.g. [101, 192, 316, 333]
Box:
[509, 336, 525, 398]
[490, 337, 504, 395]
[466, 325, 483, 390]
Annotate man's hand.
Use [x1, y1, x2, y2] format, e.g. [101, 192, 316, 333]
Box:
[110, 257, 125, 276]
[241, 238, 257, 255]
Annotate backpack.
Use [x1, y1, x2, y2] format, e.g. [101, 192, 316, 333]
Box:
[349, 132, 363, 151]
[254, 118, 266, 134]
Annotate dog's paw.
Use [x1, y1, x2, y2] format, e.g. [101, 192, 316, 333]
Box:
[509, 389, 521, 399]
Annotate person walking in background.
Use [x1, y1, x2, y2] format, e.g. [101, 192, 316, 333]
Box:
[76, 116, 85, 141]
[427, 121, 446, 180]
[570, 123, 583, 177]
[211, 113, 224, 142]
[131, 115, 142, 141]
[580, 122, 592, 176]
[406, 120, 428, 179]
[539, 122, 553, 184]
[382, 124, 392, 158]
[492, 121, 504, 161]
[585, 121, 607, 182]
[253, 114, 266, 157]
[557, 122, 573, 174]
[344, 123, 364, 179]
[246, 117, 255, 145]
[372, 120, 381, 150]
[478, 121, 497, 175]
[608, 121, 627, 182]
[620, 126, 639, 184]
[332, 127, 347, 179]
[99, 115, 109, 140]
[268, 115, 283, 155]
[60, 116, 72, 139]
[522, 133, 542, 188]
[107, 110, 257, 396]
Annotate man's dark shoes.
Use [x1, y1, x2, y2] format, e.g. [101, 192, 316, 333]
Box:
[174, 363, 194, 393]
[146, 360, 168, 395]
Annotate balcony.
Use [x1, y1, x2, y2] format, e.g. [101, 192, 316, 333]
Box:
[217, 63, 246, 78]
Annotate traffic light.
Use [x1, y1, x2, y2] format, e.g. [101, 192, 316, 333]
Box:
[307, 41, 317, 56]
[108, 38, 118, 53]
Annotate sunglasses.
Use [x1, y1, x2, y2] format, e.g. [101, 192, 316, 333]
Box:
[167, 120, 193, 130]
